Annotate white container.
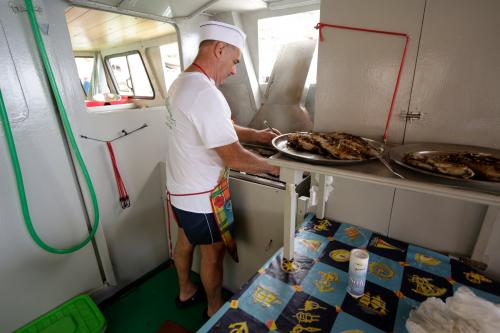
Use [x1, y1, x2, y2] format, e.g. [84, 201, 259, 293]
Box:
[347, 249, 369, 298]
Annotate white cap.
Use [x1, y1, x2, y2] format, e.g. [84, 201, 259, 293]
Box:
[200, 21, 246, 51]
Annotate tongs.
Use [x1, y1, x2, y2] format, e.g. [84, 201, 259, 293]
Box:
[263, 120, 281, 135]
[377, 152, 405, 179]
[365, 140, 405, 179]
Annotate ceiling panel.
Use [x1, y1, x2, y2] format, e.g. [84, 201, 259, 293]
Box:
[64, 7, 89, 23]
[65, 8, 176, 51]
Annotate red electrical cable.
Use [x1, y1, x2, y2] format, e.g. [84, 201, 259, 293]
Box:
[106, 141, 130, 209]
[315, 22, 410, 143]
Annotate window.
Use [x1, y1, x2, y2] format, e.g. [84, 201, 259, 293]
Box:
[258, 10, 320, 84]
[106, 51, 154, 99]
[75, 56, 94, 96]
[160, 43, 181, 92]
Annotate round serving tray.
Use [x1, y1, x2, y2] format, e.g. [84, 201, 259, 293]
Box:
[271, 133, 384, 165]
[390, 142, 500, 189]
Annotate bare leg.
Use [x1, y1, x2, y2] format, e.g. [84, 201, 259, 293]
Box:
[200, 242, 225, 316]
[174, 228, 198, 300]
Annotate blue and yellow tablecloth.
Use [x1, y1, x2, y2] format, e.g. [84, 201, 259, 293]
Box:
[199, 214, 500, 332]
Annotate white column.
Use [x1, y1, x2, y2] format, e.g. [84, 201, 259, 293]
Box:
[280, 168, 303, 260]
[315, 173, 327, 219]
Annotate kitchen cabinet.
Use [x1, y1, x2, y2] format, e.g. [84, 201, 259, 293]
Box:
[313, 0, 500, 266]
[223, 175, 310, 292]
[313, 0, 426, 241]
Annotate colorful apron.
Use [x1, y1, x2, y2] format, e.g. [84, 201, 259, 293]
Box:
[209, 169, 238, 262]
[167, 169, 239, 262]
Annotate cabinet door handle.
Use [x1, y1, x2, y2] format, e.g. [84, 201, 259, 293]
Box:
[399, 111, 422, 120]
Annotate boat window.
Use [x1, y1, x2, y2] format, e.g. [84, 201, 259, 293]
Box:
[160, 43, 181, 92]
[258, 10, 320, 85]
[105, 51, 155, 99]
[75, 56, 95, 96]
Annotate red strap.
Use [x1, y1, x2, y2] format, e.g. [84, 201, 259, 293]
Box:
[106, 142, 130, 209]
[314, 22, 410, 143]
[192, 62, 211, 80]
[165, 188, 213, 258]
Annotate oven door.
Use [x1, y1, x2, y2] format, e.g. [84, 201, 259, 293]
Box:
[222, 173, 310, 292]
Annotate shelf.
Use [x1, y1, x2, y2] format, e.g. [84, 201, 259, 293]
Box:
[268, 153, 500, 206]
[267, 152, 500, 261]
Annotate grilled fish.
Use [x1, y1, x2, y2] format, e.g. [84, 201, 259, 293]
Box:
[403, 152, 475, 179]
[461, 153, 500, 182]
[288, 132, 321, 154]
[287, 132, 380, 160]
[403, 151, 500, 182]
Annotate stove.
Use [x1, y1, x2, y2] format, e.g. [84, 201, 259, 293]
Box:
[230, 143, 284, 189]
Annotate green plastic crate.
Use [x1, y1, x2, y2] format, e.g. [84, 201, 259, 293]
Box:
[15, 295, 106, 333]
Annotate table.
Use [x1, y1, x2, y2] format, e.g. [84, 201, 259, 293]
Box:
[267, 154, 500, 262]
[198, 214, 500, 332]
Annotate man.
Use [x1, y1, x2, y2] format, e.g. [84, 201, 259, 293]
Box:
[165, 21, 280, 319]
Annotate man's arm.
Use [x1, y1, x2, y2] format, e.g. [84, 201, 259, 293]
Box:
[233, 124, 280, 145]
[213, 141, 279, 176]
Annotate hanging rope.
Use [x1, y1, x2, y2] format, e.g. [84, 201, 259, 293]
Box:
[106, 142, 130, 209]
[165, 189, 212, 258]
[314, 22, 410, 143]
[80, 124, 147, 209]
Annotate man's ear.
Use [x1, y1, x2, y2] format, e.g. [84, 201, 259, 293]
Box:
[213, 41, 226, 58]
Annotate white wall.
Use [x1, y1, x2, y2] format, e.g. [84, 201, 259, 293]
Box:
[0, 2, 172, 330]
[52, 0, 171, 286]
[316, 0, 499, 279]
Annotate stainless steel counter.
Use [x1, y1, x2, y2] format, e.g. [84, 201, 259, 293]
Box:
[267, 153, 500, 264]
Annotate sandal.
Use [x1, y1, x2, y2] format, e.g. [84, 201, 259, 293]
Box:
[175, 287, 205, 309]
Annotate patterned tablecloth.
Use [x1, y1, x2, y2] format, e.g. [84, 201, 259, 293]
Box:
[199, 214, 500, 332]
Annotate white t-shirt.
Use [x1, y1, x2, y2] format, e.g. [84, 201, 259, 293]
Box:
[165, 72, 238, 213]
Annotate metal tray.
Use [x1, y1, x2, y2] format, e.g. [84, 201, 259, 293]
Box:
[390, 142, 500, 189]
[271, 133, 384, 165]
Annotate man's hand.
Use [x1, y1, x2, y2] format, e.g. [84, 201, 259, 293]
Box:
[254, 128, 281, 145]
[214, 141, 280, 175]
[268, 165, 280, 177]
[234, 124, 281, 145]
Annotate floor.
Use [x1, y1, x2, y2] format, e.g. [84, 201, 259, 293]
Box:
[99, 264, 232, 333]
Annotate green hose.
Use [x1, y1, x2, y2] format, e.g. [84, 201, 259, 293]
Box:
[0, 0, 100, 254]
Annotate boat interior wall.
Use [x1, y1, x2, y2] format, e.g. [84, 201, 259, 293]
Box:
[389, 190, 486, 255]
[216, 11, 261, 126]
[316, 0, 500, 279]
[1, 2, 101, 331]
[81, 107, 169, 286]
[62, 2, 172, 286]
[1, 1, 171, 329]
[315, 0, 423, 142]
[175, 15, 208, 69]
[403, 0, 500, 150]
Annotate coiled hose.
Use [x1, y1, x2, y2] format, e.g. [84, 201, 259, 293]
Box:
[0, 0, 100, 254]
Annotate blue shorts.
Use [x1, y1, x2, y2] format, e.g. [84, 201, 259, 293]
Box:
[172, 205, 222, 245]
